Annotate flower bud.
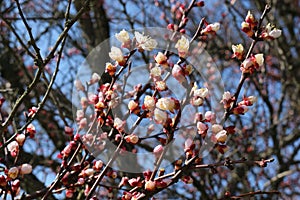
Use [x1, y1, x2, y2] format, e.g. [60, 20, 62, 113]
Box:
[105, 62, 117, 76]
[74, 79, 85, 91]
[89, 73, 100, 85]
[155, 52, 168, 65]
[93, 160, 103, 171]
[211, 124, 223, 134]
[16, 134, 26, 146]
[19, 163, 32, 175]
[172, 64, 186, 83]
[201, 22, 220, 34]
[145, 180, 156, 191]
[8, 167, 19, 179]
[125, 134, 139, 144]
[215, 130, 227, 143]
[153, 145, 164, 156]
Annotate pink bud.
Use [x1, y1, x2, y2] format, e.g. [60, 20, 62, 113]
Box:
[197, 122, 208, 135]
[83, 168, 94, 177]
[167, 23, 174, 30]
[93, 160, 103, 171]
[64, 126, 73, 136]
[128, 177, 142, 187]
[79, 118, 87, 129]
[26, 123, 36, 138]
[153, 145, 164, 156]
[204, 111, 216, 123]
[172, 64, 186, 83]
[19, 163, 32, 175]
[15, 134, 26, 146]
[28, 106, 38, 118]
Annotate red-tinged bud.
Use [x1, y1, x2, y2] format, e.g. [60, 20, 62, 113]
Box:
[74, 133, 80, 141]
[26, 124, 36, 138]
[232, 105, 248, 115]
[156, 179, 171, 188]
[128, 177, 143, 187]
[28, 106, 37, 118]
[167, 23, 174, 30]
[71, 163, 81, 172]
[225, 126, 236, 134]
[181, 175, 193, 184]
[183, 17, 189, 24]
[111, 171, 118, 179]
[180, 29, 186, 34]
[88, 73, 100, 85]
[174, 159, 182, 170]
[119, 177, 129, 187]
[195, 1, 204, 7]
[57, 153, 63, 159]
[66, 189, 74, 198]
[245, 11, 256, 25]
[11, 179, 20, 195]
[77, 177, 85, 185]
[93, 160, 103, 171]
[0, 97, 5, 108]
[172, 64, 186, 83]
[153, 145, 164, 157]
[64, 126, 73, 136]
[239, 96, 257, 106]
[216, 144, 229, 154]
[158, 168, 165, 177]
[84, 185, 91, 196]
[194, 112, 203, 122]
[0, 175, 7, 187]
[184, 138, 195, 152]
[143, 170, 152, 181]
[225, 191, 231, 197]
[69, 141, 77, 149]
[122, 191, 133, 200]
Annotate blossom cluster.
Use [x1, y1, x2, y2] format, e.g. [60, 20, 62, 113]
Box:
[241, 10, 281, 40]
